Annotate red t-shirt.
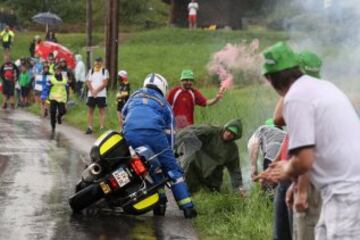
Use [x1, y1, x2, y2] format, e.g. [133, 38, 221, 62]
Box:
[280, 134, 289, 161]
[167, 86, 207, 129]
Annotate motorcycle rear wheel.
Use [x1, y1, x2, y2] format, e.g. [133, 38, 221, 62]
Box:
[69, 184, 104, 213]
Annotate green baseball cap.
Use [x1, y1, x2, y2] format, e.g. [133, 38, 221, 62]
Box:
[262, 42, 299, 75]
[265, 118, 275, 127]
[180, 69, 195, 81]
[297, 51, 322, 78]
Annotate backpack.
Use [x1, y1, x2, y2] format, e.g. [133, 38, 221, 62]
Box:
[90, 68, 105, 76]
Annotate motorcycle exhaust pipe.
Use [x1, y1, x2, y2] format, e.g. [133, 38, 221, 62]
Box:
[90, 163, 102, 175]
[82, 163, 102, 182]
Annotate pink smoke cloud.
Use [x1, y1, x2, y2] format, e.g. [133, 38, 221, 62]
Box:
[207, 39, 263, 90]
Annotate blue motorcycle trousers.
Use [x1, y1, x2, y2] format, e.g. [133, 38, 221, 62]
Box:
[124, 129, 194, 209]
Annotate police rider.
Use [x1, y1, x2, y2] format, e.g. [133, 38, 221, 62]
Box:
[122, 73, 197, 218]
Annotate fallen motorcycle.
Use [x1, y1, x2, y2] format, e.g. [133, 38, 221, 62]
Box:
[68, 130, 169, 215]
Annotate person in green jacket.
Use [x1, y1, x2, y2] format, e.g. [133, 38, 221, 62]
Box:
[175, 118, 244, 193]
[48, 64, 68, 131]
[18, 64, 31, 107]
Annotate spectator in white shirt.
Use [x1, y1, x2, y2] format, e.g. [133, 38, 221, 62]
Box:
[188, 0, 199, 29]
[257, 41, 360, 240]
[85, 57, 109, 134]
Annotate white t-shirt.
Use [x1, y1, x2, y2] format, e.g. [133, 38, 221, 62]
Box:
[86, 68, 109, 97]
[284, 75, 360, 191]
[34, 74, 43, 91]
[188, 2, 199, 16]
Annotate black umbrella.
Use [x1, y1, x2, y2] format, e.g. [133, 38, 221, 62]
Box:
[32, 12, 63, 25]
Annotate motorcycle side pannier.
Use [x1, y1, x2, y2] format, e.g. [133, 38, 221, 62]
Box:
[90, 130, 130, 168]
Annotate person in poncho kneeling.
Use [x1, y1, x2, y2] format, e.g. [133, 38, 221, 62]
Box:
[175, 118, 245, 194]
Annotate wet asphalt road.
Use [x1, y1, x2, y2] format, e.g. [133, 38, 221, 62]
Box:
[0, 111, 198, 240]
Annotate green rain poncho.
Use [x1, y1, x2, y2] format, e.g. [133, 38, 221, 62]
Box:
[175, 119, 243, 193]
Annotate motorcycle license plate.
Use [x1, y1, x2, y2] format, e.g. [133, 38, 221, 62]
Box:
[113, 168, 130, 187]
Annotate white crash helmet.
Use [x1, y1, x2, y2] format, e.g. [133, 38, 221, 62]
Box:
[118, 70, 128, 78]
[143, 73, 168, 96]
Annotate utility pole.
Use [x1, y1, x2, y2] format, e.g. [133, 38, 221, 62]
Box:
[105, 0, 120, 89]
[111, 0, 119, 89]
[86, 0, 93, 71]
[105, 0, 112, 77]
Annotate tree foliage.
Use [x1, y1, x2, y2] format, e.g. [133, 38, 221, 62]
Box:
[120, 0, 168, 26]
[1, 0, 168, 30]
[2, 0, 86, 24]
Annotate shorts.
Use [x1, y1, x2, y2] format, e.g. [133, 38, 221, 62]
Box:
[315, 186, 360, 240]
[2, 41, 11, 49]
[21, 86, 31, 97]
[34, 90, 42, 97]
[117, 101, 126, 112]
[2, 80, 15, 97]
[87, 97, 107, 108]
[188, 15, 197, 24]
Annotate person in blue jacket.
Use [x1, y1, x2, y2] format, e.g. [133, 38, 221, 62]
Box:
[40, 63, 52, 117]
[122, 73, 197, 218]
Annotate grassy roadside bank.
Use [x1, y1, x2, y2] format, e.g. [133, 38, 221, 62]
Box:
[12, 28, 285, 239]
[9, 28, 287, 87]
[194, 187, 273, 240]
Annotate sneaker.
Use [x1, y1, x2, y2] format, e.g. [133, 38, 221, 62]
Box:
[85, 127, 93, 134]
[10, 104, 15, 110]
[2, 103, 7, 109]
[183, 207, 197, 219]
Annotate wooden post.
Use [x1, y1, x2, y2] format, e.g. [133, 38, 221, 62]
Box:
[105, 0, 113, 77]
[86, 0, 93, 71]
[110, 0, 119, 89]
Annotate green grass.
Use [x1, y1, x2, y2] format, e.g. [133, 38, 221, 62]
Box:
[118, 28, 287, 88]
[9, 28, 287, 88]
[9, 28, 286, 239]
[194, 186, 273, 240]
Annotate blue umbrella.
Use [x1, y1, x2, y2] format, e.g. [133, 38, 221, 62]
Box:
[32, 12, 63, 25]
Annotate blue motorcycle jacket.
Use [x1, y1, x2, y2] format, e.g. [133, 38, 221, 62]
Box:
[122, 87, 175, 148]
